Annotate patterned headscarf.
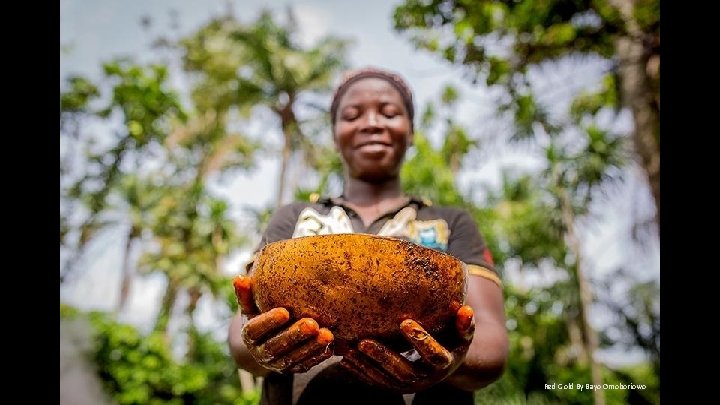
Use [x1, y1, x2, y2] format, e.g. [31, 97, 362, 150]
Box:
[330, 66, 415, 132]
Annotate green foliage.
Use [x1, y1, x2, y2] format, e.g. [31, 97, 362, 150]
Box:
[544, 126, 627, 212]
[60, 3, 659, 404]
[467, 113, 632, 405]
[570, 74, 619, 122]
[185, 326, 261, 405]
[400, 84, 483, 206]
[138, 181, 246, 298]
[466, 204, 506, 268]
[489, 172, 566, 265]
[633, 0, 660, 32]
[60, 76, 100, 113]
[59, 61, 187, 210]
[474, 373, 531, 404]
[576, 126, 626, 187]
[441, 124, 473, 168]
[503, 91, 555, 141]
[597, 269, 660, 377]
[476, 285, 634, 404]
[61, 302, 82, 318]
[401, 132, 466, 207]
[392, 0, 660, 223]
[294, 146, 344, 201]
[178, 9, 351, 205]
[60, 307, 258, 405]
[393, 89, 636, 404]
[486, 57, 511, 86]
[394, 0, 619, 76]
[614, 362, 660, 404]
[178, 9, 350, 132]
[101, 60, 187, 145]
[61, 11, 348, 403]
[503, 285, 571, 390]
[60, 60, 190, 282]
[440, 84, 460, 106]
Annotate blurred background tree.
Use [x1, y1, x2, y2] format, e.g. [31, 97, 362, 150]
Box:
[392, 1, 659, 403]
[60, 1, 659, 404]
[393, 0, 659, 233]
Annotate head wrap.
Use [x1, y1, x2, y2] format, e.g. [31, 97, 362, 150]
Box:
[330, 66, 414, 131]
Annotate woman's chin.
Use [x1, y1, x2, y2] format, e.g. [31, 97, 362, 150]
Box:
[355, 169, 399, 183]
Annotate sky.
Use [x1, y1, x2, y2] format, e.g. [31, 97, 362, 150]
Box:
[60, 0, 658, 365]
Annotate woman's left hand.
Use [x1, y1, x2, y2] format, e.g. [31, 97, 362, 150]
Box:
[339, 305, 475, 393]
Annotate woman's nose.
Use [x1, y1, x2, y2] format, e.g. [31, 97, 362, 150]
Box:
[367, 111, 378, 125]
[361, 111, 380, 130]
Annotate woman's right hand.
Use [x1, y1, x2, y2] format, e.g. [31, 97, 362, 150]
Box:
[233, 276, 335, 373]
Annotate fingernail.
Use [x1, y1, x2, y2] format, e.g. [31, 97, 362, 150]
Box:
[316, 328, 334, 345]
[297, 318, 319, 334]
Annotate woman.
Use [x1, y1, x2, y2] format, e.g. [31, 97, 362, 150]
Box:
[228, 67, 508, 404]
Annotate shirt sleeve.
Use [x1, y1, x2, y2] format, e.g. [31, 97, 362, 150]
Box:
[446, 209, 501, 287]
[244, 203, 303, 274]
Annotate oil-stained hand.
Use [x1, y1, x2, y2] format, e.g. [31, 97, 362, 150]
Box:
[339, 305, 475, 393]
[233, 276, 335, 373]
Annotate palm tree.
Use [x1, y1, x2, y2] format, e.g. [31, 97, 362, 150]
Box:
[139, 180, 245, 338]
[478, 118, 626, 405]
[179, 8, 350, 208]
[543, 126, 626, 405]
[59, 60, 186, 283]
[393, 0, 660, 233]
[113, 174, 170, 313]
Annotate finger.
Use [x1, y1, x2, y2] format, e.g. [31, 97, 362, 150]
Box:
[456, 305, 475, 341]
[358, 339, 419, 383]
[261, 318, 320, 358]
[233, 275, 259, 316]
[340, 349, 400, 391]
[400, 319, 453, 370]
[340, 356, 384, 387]
[287, 349, 333, 373]
[243, 307, 290, 344]
[286, 328, 335, 373]
[263, 331, 332, 374]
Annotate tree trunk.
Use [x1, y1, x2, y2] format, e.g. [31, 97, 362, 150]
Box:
[616, 37, 660, 232]
[559, 189, 605, 405]
[567, 316, 588, 363]
[275, 99, 299, 209]
[238, 370, 258, 395]
[184, 287, 203, 359]
[154, 278, 180, 338]
[116, 226, 139, 313]
[276, 133, 292, 209]
[611, 0, 661, 233]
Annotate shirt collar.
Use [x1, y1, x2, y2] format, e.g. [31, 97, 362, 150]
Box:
[317, 195, 431, 208]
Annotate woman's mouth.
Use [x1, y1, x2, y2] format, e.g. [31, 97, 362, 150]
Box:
[356, 142, 391, 154]
[358, 144, 389, 154]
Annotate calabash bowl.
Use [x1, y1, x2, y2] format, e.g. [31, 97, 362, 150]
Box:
[249, 233, 467, 353]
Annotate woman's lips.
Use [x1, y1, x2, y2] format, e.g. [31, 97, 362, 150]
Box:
[355, 142, 391, 154]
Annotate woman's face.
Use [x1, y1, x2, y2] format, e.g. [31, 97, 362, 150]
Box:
[333, 78, 413, 183]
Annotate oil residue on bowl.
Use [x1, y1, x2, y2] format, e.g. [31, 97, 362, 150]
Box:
[250, 234, 466, 354]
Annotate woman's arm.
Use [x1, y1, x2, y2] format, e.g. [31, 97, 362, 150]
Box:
[444, 274, 508, 391]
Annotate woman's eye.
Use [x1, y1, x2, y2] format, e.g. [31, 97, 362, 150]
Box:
[380, 105, 400, 118]
[341, 109, 360, 121]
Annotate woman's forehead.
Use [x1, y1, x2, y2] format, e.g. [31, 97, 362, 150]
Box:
[338, 78, 404, 105]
